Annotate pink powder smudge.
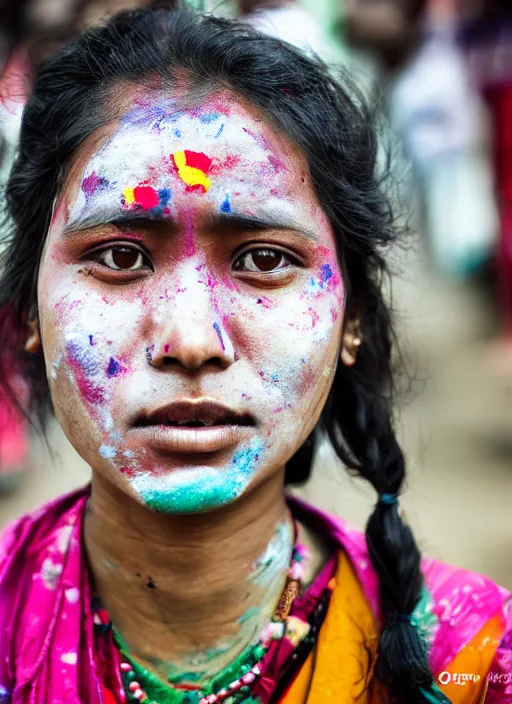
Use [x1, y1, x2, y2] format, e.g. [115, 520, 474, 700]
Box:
[82, 172, 103, 197]
[267, 154, 287, 173]
[307, 308, 320, 328]
[164, 344, 170, 353]
[209, 153, 241, 174]
[256, 297, 275, 309]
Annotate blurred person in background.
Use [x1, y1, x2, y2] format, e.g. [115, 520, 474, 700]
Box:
[0, 7, 510, 704]
[342, 0, 497, 279]
[237, 0, 326, 56]
[460, 0, 512, 347]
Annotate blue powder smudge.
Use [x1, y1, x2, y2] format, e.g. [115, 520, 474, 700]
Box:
[89, 335, 94, 346]
[320, 263, 333, 285]
[199, 112, 220, 123]
[68, 341, 98, 375]
[106, 357, 122, 377]
[215, 124, 225, 138]
[213, 322, 225, 351]
[158, 188, 172, 207]
[220, 194, 231, 214]
[174, 128, 181, 138]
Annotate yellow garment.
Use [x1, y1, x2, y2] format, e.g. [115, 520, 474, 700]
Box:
[282, 551, 500, 704]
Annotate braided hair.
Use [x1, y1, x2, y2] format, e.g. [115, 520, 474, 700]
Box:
[0, 8, 449, 703]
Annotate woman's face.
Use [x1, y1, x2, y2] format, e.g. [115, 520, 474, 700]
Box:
[37, 91, 345, 514]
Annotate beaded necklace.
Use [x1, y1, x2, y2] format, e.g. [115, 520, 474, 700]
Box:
[93, 543, 310, 704]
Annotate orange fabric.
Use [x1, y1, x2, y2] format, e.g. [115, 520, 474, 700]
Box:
[282, 549, 381, 704]
[434, 614, 505, 703]
[281, 551, 502, 704]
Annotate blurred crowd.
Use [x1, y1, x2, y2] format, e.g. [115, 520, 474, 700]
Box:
[0, 0, 511, 496]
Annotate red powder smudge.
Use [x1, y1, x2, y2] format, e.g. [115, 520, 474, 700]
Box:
[185, 184, 206, 194]
[120, 466, 136, 479]
[184, 150, 212, 172]
[164, 344, 169, 353]
[133, 185, 159, 209]
[210, 154, 241, 174]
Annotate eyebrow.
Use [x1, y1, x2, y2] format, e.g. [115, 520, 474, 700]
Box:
[62, 208, 318, 242]
[204, 213, 318, 241]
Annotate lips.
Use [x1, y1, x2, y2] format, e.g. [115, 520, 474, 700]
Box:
[132, 399, 256, 454]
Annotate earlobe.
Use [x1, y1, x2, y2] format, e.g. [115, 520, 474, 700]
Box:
[341, 345, 357, 367]
[341, 319, 362, 367]
[25, 320, 41, 354]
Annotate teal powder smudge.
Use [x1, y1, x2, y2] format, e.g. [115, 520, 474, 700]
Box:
[199, 112, 220, 123]
[141, 438, 264, 514]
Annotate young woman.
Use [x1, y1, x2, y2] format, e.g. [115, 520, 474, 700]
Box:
[0, 8, 509, 704]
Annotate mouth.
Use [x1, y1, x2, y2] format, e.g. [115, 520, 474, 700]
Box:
[132, 399, 256, 454]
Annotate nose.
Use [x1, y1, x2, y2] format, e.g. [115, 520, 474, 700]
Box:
[149, 283, 235, 372]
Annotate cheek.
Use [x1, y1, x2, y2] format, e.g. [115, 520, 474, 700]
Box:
[40, 273, 144, 421]
[226, 265, 344, 408]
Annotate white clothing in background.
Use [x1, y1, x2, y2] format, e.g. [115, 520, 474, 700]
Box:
[242, 6, 325, 57]
[389, 35, 498, 277]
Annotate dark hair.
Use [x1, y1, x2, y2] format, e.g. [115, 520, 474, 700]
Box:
[0, 9, 449, 704]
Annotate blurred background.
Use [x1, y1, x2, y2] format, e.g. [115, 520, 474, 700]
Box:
[0, 0, 511, 588]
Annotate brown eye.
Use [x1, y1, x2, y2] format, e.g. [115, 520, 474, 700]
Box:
[96, 245, 147, 271]
[234, 248, 290, 273]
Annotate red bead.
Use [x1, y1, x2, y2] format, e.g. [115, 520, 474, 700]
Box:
[120, 662, 132, 672]
[129, 682, 141, 692]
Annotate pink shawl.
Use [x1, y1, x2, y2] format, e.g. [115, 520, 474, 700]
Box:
[0, 487, 510, 703]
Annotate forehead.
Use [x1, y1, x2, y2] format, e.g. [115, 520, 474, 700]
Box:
[64, 92, 313, 223]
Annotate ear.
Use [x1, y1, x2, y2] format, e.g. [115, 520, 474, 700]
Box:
[25, 318, 41, 354]
[340, 318, 362, 367]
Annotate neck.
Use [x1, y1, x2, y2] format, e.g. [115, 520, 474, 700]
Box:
[85, 470, 293, 687]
